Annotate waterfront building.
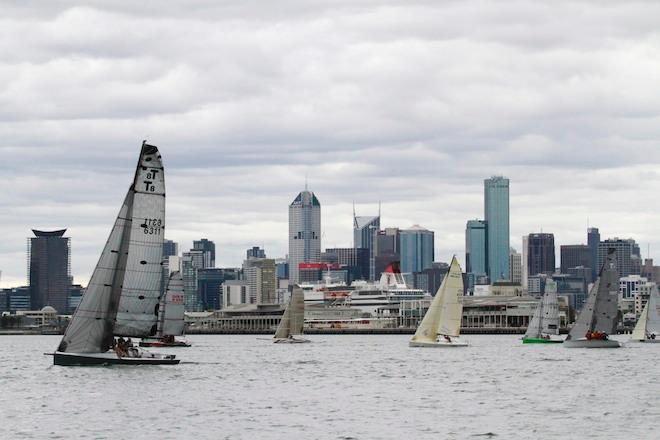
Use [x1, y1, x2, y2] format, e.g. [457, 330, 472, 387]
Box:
[222, 280, 251, 308]
[509, 248, 522, 284]
[598, 238, 640, 277]
[491, 281, 524, 296]
[526, 233, 555, 276]
[193, 238, 216, 268]
[374, 228, 400, 278]
[587, 227, 600, 281]
[244, 258, 277, 305]
[1, 287, 31, 312]
[465, 220, 488, 287]
[198, 268, 236, 310]
[484, 176, 510, 281]
[247, 246, 266, 260]
[27, 229, 71, 313]
[353, 209, 380, 280]
[163, 239, 178, 258]
[288, 188, 321, 284]
[399, 225, 434, 274]
[560, 244, 591, 274]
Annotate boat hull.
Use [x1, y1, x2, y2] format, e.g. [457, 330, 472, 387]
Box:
[139, 338, 191, 348]
[409, 340, 468, 348]
[53, 350, 180, 366]
[273, 337, 311, 344]
[563, 339, 620, 348]
[629, 338, 660, 343]
[522, 337, 563, 344]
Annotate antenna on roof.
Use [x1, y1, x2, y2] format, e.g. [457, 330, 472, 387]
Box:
[352, 200, 356, 219]
[304, 173, 308, 191]
[378, 200, 381, 218]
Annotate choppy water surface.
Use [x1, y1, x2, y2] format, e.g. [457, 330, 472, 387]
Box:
[0, 334, 657, 439]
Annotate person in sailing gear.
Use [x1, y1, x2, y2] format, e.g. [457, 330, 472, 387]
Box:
[444, 335, 452, 343]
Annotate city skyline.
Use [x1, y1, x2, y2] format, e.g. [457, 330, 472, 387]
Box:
[2, 2, 660, 286]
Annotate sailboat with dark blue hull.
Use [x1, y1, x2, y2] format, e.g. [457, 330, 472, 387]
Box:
[52, 142, 179, 366]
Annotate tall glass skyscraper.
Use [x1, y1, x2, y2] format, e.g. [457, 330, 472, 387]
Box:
[193, 238, 215, 268]
[484, 176, 510, 282]
[465, 220, 487, 280]
[353, 210, 380, 280]
[399, 225, 434, 274]
[288, 189, 321, 284]
[587, 227, 600, 280]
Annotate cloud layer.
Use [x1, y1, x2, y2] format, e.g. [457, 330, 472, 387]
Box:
[2, 1, 660, 287]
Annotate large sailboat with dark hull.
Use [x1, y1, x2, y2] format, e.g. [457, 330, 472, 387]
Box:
[53, 142, 179, 366]
[564, 248, 620, 349]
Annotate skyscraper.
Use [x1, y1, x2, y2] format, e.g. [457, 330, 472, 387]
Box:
[28, 229, 71, 313]
[163, 239, 178, 258]
[193, 238, 215, 268]
[353, 207, 380, 281]
[597, 238, 640, 277]
[587, 227, 600, 280]
[374, 228, 400, 279]
[560, 244, 591, 274]
[521, 235, 529, 290]
[527, 233, 555, 276]
[288, 188, 321, 284]
[182, 249, 205, 311]
[399, 225, 434, 274]
[465, 219, 488, 284]
[509, 248, 522, 283]
[244, 258, 277, 304]
[246, 246, 266, 260]
[484, 176, 510, 282]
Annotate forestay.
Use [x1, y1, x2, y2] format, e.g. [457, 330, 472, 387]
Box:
[114, 144, 166, 337]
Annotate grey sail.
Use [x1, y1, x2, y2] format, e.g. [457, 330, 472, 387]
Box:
[158, 271, 185, 337]
[568, 249, 619, 339]
[114, 144, 166, 337]
[524, 297, 543, 339]
[57, 191, 133, 353]
[541, 280, 560, 335]
[274, 285, 305, 338]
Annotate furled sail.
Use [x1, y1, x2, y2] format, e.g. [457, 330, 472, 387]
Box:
[411, 256, 464, 342]
[568, 249, 618, 340]
[57, 193, 133, 353]
[631, 285, 660, 340]
[114, 144, 166, 337]
[158, 271, 185, 337]
[274, 285, 305, 339]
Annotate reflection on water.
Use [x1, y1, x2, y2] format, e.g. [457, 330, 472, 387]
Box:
[0, 334, 657, 439]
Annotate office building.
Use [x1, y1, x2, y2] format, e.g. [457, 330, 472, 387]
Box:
[193, 238, 216, 268]
[587, 227, 600, 281]
[509, 248, 522, 284]
[353, 209, 380, 280]
[560, 244, 591, 274]
[198, 268, 237, 310]
[288, 188, 321, 284]
[527, 233, 555, 276]
[597, 238, 640, 278]
[399, 225, 434, 274]
[466, 220, 488, 286]
[244, 258, 277, 305]
[323, 247, 369, 281]
[247, 246, 266, 260]
[163, 239, 178, 258]
[28, 229, 71, 313]
[521, 235, 529, 290]
[374, 228, 400, 278]
[182, 250, 205, 311]
[484, 176, 510, 281]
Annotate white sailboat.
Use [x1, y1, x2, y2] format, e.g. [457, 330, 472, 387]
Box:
[564, 248, 620, 349]
[409, 256, 467, 348]
[140, 271, 190, 347]
[630, 284, 660, 343]
[53, 142, 179, 365]
[522, 279, 563, 344]
[274, 285, 310, 343]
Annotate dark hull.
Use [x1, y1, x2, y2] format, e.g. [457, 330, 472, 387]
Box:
[139, 341, 191, 348]
[53, 352, 180, 366]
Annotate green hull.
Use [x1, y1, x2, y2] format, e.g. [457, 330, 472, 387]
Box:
[522, 337, 563, 344]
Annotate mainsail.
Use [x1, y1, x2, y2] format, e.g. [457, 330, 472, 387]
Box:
[631, 285, 660, 340]
[57, 143, 165, 353]
[411, 256, 464, 343]
[157, 271, 185, 337]
[568, 249, 619, 340]
[274, 285, 305, 338]
[524, 280, 560, 339]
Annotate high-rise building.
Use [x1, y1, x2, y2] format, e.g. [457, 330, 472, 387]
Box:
[465, 220, 488, 285]
[244, 258, 277, 304]
[28, 229, 71, 313]
[193, 239, 215, 268]
[560, 244, 591, 274]
[163, 239, 178, 258]
[323, 247, 369, 280]
[527, 233, 555, 276]
[182, 250, 205, 311]
[399, 225, 434, 274]
[484, 176, 510, 282]
[246, 246, 266, 260]
[288, 189, 321, 284]
[598, 238, 640, 278]
[198, 268, 237, 310]
[509, 248, 522, 284]
[353, 209, 380, 281]
[374, 228, 400, 278]
[521, 235, 529, 290]
[587, 227, 600, 281]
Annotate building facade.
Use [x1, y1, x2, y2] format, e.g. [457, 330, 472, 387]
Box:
[288, 189, 321, 284]
[353, 212, 380, 280]
[509, 248, 522, 284]
[527, 233, 555, 276]
[399, 225, 434, 274]
[587, 227, 600, 281]
[193, 238, 216, 268]
[246, 246, 266, 260]
[597, 238, 640, 278]
[465, 220, 488, 285]
[28, 229, 71, 313]
[484, 176, 510, 282]
[244, 258, 277, 305]
[560, 244, 591, 274]
[182, 250, 206, 311]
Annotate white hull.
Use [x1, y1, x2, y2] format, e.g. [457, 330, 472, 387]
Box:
[563, 338, 620, 348]
[409, 339, 468, 348]
[274, 337, 310, 344]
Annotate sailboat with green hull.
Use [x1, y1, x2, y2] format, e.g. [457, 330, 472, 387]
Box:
[523, 279, 562, 344]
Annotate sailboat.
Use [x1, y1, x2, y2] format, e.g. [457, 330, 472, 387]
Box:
[630, 284, 660, 343]
[564, 248, 620, 348]
[522, 279, 562, 344]
[140, 271, 190, 347]
[273, 284, 310, 343]
[53, 142, 179, 365]
[409, 256, 467, 348]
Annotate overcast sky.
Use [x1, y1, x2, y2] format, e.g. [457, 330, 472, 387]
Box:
[1, 0, 660, 287]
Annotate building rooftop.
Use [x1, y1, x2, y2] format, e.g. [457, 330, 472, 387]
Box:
[32, 229, 67, 237]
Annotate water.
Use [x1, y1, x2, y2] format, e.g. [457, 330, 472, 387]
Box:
[0, 334, 657, 439]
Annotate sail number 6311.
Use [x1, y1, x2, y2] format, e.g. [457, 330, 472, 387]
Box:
[143, 218, 162, 235]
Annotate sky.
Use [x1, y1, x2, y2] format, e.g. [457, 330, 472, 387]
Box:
[1, 0, 660, 288]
